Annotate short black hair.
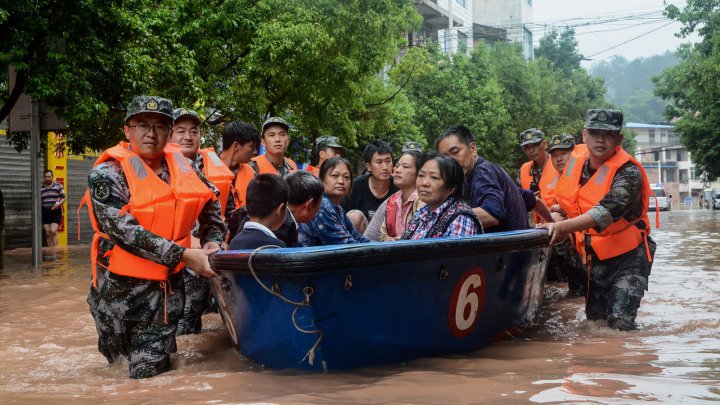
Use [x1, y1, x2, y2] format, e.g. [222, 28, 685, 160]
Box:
[434, 125, 475, 150]
[246, 174, 288, 218]
[319, 157, 354, 184]
[363, 140, 393, 163]
[419, 152, 465, 200]
[222, 121, 261, 151]
[44, 169, 53, 176]
[285, 171, 324, 205]
[399, 150, 423, 173]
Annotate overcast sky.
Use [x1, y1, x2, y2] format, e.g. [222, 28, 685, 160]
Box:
[532, 0, 698, 68]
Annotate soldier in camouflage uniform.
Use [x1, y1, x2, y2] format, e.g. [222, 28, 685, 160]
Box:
[169, 107, 232, 335]
[546, 134, 585, 295]
[540, 110, 655, 331]
[86, 96, 225, 378]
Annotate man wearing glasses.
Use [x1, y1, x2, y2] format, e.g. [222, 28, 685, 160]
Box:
[83, 96, 225, 378]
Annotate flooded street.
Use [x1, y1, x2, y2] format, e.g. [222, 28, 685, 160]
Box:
[1, 209, 719, 404]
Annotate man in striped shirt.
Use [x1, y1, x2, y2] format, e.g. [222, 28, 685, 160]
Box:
[41, 169, 65, 247]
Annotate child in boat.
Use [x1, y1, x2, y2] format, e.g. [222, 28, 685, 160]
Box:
[229, 174, 289, 249]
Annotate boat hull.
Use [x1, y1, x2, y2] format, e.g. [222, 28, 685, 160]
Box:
[210, 229, 550, 370]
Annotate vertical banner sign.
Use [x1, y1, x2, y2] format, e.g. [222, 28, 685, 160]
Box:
[47, 131, 68, 246]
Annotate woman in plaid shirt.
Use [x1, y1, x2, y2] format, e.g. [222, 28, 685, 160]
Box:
[401, 153, 481, 240]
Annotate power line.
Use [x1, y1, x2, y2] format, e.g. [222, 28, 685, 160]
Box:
[585, 21, 675, 58]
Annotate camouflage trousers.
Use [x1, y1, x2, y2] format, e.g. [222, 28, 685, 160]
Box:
[585, 236, 656, 331]
[547, 239, 586, 296]
[176, 268, 211, 335]
[88, 270, 184, 379]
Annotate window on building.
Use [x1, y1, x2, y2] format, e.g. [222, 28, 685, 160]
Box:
[664, 169, 676, 182]
[677, 150, 685, 161]
[527, 0, 532, 5]
[665, 149, 672, 159]
[649, 128, 655, 144]
[523, 27, 533, 60]
[456, 0, 466, 8]
[680, 170, 689, 183]
[654, 151, 660, 161]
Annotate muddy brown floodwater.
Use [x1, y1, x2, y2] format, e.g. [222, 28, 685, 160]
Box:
[1, 209, 719, 404]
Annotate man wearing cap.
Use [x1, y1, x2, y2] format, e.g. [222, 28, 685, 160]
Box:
[249, 116, 297, 177]
[170, 108, 235, 335]
[540, 109, 655, 331]
[306, 136, 345, 177]
[544, 133, 586, 294]
[83, 96, 226, 378]
[518, 128, 558, 226]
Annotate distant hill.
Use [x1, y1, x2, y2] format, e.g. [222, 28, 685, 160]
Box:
[590, 52, 679, 123]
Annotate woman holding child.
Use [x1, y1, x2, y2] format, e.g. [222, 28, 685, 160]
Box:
[401, 153, 481, 240]
[298, 157, 371, 246]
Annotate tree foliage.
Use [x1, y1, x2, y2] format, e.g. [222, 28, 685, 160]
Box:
[534, 28, 583, 76]
[590, 52, 679, 122]
[1, 0, 420, 154]
[654, 0, 720, 179]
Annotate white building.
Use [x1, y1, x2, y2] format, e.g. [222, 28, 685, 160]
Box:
[413, 0, 531, 57]
[625, 122, 705, 204]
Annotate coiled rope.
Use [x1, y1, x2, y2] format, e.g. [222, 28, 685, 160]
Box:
[247, 245, 323, 366]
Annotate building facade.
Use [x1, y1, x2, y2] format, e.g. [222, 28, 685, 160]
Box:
[625, 122, 705, 205]
[413, 0, 532, 57]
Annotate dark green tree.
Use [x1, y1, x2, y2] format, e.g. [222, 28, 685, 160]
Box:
[654, 0, 720, 178]
[534, 28, 583, 76]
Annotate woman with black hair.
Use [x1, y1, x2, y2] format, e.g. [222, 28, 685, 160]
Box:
[298, 157, 371, 246]
[401, 153, 481, 240]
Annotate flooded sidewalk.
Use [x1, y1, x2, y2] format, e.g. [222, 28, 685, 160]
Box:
[0, 209, 719, 403]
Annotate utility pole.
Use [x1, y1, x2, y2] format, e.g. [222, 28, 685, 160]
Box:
[30, 100, 43, 267]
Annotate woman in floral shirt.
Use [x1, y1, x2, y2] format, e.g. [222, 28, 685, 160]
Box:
[298, 157, 371, 246]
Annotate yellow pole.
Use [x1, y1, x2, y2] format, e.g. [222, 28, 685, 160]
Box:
[46, 131, 68, 246]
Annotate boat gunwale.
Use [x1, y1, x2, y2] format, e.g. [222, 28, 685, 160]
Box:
[211, 228, 550, 274]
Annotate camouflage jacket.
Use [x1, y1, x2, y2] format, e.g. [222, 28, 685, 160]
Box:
[87, 155, 225, 321]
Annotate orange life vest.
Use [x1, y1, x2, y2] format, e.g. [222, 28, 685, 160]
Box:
[520, 156, 558, 224]
[81, 142, 215, 286]
[306, 164, 320, 177]
[251, 154, 298, 175]
[198, 148, 235, 216]
[555, 145, 652, 262]
[233, 164, 256, 208]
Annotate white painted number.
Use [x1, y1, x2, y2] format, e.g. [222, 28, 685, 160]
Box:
[454, 274, 482, 332]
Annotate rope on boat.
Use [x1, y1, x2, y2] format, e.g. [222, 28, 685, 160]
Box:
[248, 245, 324, 366]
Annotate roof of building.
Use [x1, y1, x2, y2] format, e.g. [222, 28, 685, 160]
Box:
[624, 122, 674, 129]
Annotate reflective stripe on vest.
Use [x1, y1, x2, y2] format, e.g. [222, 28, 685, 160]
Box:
[82, 142, 215, 285]
[251, 154, 298, 175]
[198, 148, 235, 217]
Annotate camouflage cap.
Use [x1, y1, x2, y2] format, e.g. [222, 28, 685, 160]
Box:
[547, 133, 576, 152]
[125, 96, 173, 122]
[584, 109, 623, 132]
[519, 128, 545, 146]
[402, 141, 423, 153]
[315, 136, 346, 152]
[172, 108, 202, 125]
[262, 116, 290, 135]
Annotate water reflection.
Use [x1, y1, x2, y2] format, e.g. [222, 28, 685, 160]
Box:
[0, 209, 718, 403]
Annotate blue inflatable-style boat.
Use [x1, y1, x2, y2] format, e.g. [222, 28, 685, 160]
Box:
[209, 229, 550, 370]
